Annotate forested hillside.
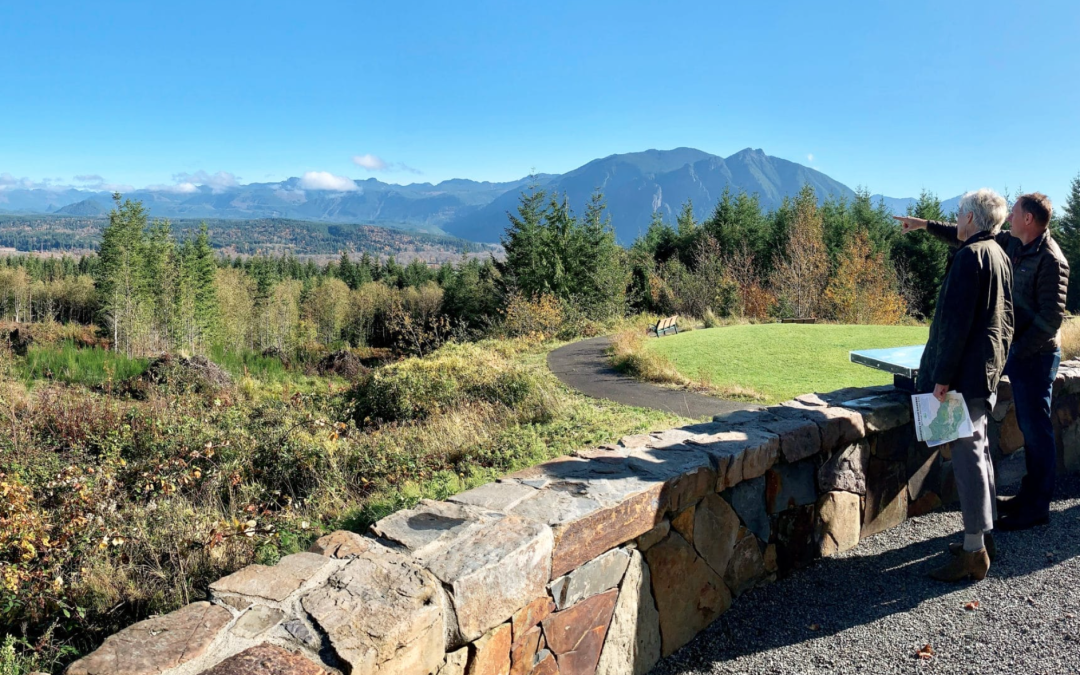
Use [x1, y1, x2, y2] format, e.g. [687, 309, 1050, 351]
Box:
[0, 213, 491, 261]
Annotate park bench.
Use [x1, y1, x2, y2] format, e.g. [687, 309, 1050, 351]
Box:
[649, 315, 679, 337]
[780, 317, 817, 324]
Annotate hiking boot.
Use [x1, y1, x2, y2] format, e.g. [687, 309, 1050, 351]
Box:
[995, 511, 1050, 531]
[949, 532, 996, 561]
[929, 548, 990, 582]
[996, 495, 1024, 519]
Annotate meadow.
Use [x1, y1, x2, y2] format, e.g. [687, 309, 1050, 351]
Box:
[639, 323, 931, 403]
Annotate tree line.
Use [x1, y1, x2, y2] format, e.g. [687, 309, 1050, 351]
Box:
[2, 176, 1080, 358]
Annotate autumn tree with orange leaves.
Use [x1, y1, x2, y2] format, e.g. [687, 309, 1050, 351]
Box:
[824, 229, 908, 324]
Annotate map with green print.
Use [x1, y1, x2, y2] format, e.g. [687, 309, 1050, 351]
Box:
[912, 391, 973, 447]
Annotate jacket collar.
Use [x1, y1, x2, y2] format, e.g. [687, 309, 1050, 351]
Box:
[961, 230, 994, 248]
[1019, 228, 1049, 256]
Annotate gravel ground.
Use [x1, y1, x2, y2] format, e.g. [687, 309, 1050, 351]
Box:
[652, 454, 1080, 675]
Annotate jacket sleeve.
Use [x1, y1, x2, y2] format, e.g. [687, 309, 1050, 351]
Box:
[925, 221, 960, 247]
[1012, 251, 1069, 359]
[925, 250, 979, 387]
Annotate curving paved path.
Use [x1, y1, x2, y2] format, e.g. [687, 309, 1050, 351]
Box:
[547, 336, 760, 420]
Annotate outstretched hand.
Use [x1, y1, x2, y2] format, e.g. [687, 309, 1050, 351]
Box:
[894, 215, 928, 234]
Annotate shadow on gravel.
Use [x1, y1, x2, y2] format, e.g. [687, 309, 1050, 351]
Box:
[653, 475, 1080, 674]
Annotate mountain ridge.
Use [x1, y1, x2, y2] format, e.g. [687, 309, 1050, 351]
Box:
[0, 149, 961, 244]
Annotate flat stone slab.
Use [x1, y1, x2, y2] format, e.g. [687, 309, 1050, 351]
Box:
[595, 550, 661, 675]
[198, 644, 329, 675]
[67, 602, 232, 675]
[764, 461, 817, 514]
[686, 428, 779, 487]
[231, 605, 284, 639]
[692, 493, 741, 579]
[508, 456, 671, 579]
[302, 548, 445, 675]
[541, 589, 618, 674]
[549, 547, 631, 610]
[645, 532, 731, 657]
[725, 476, 770, 542]
[210, 552, 331, 603]
[372, 500, 503, 560]
[450, 480, 539, 512]
[424, 514, 553, 642]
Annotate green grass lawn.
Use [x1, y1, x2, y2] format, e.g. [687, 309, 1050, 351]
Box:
[646, 323, 929, 404]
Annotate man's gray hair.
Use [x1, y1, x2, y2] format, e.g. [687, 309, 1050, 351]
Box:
[957, 188, 1008, 235]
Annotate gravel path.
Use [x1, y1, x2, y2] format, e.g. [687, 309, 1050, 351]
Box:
[652, 454, 1080, 675]
[547, 336, 758, 419]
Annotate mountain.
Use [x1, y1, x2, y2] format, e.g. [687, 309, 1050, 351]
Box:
[443, 148, 857, 244]
[0, 148, 963, 244]
[54, 198, 110, 216]
[871, 194, 962, 217]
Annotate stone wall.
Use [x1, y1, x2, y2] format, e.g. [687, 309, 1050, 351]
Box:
[67, 363, 1080, 675]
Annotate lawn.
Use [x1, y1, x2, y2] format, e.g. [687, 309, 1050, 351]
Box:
[646, 323, 930, 404]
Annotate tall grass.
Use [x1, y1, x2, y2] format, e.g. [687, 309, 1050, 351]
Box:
[1061, 317, 1080, 361]
[17, 342, 147, 386]
[209, 345, 292, 382]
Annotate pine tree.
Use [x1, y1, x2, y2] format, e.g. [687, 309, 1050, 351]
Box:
[889, 190, 950, 318]
[1058, 174, 1080, 311]
[498, 185, 549, 297]
[577, 190, 628, 319]
[191, 224, 219, 351]
[98, 194, 152, 356]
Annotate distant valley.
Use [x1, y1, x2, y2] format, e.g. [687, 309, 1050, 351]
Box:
[0, 148, 961, 248]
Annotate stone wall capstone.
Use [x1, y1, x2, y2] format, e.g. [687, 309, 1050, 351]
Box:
[66, 362, 1080, 675]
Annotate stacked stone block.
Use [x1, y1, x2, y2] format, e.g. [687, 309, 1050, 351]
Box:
[67, 366, 1080, 675]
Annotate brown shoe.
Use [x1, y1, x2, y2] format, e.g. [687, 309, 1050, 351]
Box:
[930, 548, 990, 582]
[948, 532, 996, 561]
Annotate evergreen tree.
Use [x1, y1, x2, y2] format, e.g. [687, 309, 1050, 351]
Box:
[190, 224, 219, 350]
[1057, 174, 1080, 311]
[498, 186, 550, 297]
[577, 190, 628, 319]
[98, 194, 151, 355]
[890, 190, 950, 318]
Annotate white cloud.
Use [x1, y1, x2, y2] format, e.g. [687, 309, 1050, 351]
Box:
[173, 170, 239, 193]
[145, 181, 199, 194]
[807, 153, 815, 162]
[353, 154, 388, 171]
[299, 171, 358, 191]
[352, 154, 422, 175]
[0, 173, 57, 190]
[74, 174, 105, 183]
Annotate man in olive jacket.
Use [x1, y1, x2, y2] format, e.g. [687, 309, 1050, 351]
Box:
[895, 188, 1013, 582]
[900, 192, 1069, 530]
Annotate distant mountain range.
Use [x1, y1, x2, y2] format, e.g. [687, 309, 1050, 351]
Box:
[0, 148, 961, 245]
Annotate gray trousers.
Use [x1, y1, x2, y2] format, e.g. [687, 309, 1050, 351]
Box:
[951, 395, 997, 534]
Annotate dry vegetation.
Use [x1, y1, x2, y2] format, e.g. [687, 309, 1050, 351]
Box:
[0, 335, 679, 672]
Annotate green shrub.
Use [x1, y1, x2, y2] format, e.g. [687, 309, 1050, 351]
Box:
[351, 341, 552, 423]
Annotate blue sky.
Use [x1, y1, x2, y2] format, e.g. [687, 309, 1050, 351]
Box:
[2, 0, 1079, 205]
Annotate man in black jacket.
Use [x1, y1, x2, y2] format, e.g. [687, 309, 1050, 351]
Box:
[900, 192, 1069, 531]
[895, 188, 1013, 582]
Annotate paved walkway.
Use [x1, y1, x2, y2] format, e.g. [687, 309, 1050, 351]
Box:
[547, 336, 759, 420]
[653, 454, 1080, 675]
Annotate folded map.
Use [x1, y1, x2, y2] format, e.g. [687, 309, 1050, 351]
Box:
[911, 391, 973, 447]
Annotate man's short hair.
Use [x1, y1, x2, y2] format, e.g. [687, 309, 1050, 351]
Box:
[1016, 192, 1053, 229]
[958, 188, 1008, 235]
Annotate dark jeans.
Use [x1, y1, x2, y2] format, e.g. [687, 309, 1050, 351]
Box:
[1005, 348, 1061, 515]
